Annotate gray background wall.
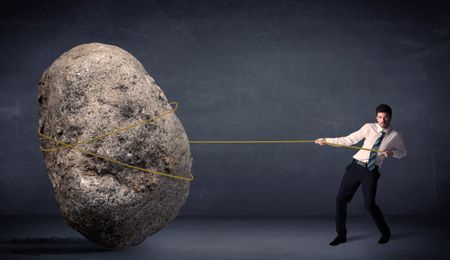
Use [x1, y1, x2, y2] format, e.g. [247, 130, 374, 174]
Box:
[1, 0, 449, 216]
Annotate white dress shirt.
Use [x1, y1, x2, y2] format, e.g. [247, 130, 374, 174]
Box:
[325, 123, 407, 168]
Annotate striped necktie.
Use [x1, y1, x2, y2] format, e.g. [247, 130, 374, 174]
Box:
[367, 131, 385, 171]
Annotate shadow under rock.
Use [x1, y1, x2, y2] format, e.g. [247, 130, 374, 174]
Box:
[0, 237, 112, 255]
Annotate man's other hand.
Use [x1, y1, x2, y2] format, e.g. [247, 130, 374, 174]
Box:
[382, 151, 393, 158]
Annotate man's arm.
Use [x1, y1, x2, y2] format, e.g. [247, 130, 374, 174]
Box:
[378, 132, 407, 159]
[316, 124, 368, 146]
[391, 133, 407, 159]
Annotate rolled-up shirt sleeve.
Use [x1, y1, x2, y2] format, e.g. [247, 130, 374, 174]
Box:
[392, 133, 407, 159]
[325, 124, 368, 146]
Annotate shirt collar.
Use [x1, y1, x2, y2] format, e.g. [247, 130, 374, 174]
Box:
[376, 123, 392, 135]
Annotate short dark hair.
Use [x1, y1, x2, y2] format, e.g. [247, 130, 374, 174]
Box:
[376, 104, 392, 117]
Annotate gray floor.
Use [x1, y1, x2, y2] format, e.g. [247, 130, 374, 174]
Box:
[0, 215, 449, 260]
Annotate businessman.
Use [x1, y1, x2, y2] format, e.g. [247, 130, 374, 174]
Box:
[315, 104, 406, 246]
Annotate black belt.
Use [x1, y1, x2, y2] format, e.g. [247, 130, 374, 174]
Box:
[353, 159, 368, 168]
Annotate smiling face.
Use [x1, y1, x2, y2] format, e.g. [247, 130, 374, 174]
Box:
[376, 112, 391, 129]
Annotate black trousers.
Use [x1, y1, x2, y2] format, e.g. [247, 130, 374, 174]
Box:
[335, 160, 390, 237]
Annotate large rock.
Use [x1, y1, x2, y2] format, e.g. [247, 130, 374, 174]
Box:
[38, 43, 192, 249]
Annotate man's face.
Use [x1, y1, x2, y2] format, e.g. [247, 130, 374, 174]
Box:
[376, 112, 391, 129]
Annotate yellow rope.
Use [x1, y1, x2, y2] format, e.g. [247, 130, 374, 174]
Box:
[189, 140, 382, 153]
[38, 102, 193, 181]
[38, 101, 382, 182]
[323, 143, 382, 153]
[189, 140, 314, 144]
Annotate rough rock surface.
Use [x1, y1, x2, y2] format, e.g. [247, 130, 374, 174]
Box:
[38, 43, 192, 249]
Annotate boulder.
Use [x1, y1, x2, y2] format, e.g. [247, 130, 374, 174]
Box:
[38, 43, 192, 249]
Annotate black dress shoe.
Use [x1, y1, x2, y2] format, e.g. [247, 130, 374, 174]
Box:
[378, 232, 391, 244]
[329, 236, 347, 246]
